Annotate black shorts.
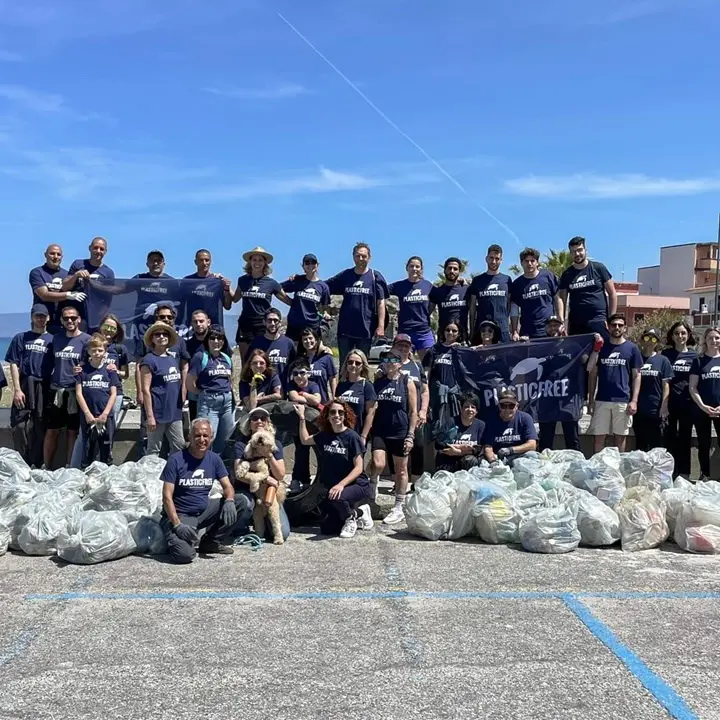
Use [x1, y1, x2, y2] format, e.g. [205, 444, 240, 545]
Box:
[235, 321, 265, 346]
[45, 390, 80, 431]
[371, 435, 407, 458]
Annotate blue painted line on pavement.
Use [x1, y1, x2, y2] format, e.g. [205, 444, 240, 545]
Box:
[562, 594, 699, 720]
[0, 630, 37, 668]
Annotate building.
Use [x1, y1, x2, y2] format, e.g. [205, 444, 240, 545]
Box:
[609, 281, 689, 327]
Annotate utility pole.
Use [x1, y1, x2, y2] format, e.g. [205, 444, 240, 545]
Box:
[714, 213, 720, 327]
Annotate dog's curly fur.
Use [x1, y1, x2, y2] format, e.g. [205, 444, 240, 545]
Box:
[235, 429, 288, 545]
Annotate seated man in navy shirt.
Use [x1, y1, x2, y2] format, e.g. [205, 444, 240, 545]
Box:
[160, 418, 252, 563]
[435, 392, 486, 472]
[482, 389, 538, 465]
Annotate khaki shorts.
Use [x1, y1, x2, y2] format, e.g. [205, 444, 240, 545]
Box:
[589, 401, 633, 436]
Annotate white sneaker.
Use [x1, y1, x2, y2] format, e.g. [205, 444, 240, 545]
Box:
[383, 505, 405, 525]
[340, 514, 358, 538]
[357, 504, 373, 530]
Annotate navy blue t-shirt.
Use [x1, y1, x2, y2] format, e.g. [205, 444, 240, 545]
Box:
[189, 351, 232, 394]
[29, 263, 69, 331]
[638, 354, 673, 416]
[690, 355, 720, 408]
[281, 277, 331, 331]
[429, 284, 468, 333]
[510, 270, 558, 338]
[481, 411, 537, 452]
[469, 272, 512, 330]
[305, 353, 337, 403]
[161, 449, 227, 516]
[288, 379, 321, 399]
[185, 334, 206, 360]
[662, 348, 698, 410]
[236, 275, 281, 329]
[388, 278, 434, 333]
[373, 375, 410, 439]
[326, 268, 388, 340]
[313, 429, 369, 489]
[50, 332, 91, 388]
[559, 261, 612, 328]
[239, 373, 282, 402]
[5, 331, 53, 380]
[0, 363, 5, 390]
[131, 273, 176, 322]
[68, 259, 116, 322]
[595, 340, 643, 403]
[400, 359, 427, 411]
[247, 335, 296, 391]
[423, 343, 456, 388]
[75, 363, 120, 416]
[436, 417, 485, 462]
[234, 433, 283, 462]
[336, 379, 377, 434]
[140, 352, 183, 423]
[135, 336, 190, 364]
[182, 274, 225, 324]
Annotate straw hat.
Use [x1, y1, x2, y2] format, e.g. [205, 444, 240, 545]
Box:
[144, 321, 179, 349]
[242, 246, 274, 264]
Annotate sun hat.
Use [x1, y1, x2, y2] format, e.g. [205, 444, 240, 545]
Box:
[144, 321, 178, 349]
[242, 246, 274, 264]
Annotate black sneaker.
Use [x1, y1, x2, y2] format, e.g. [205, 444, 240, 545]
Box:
[199, 540, 234, 555]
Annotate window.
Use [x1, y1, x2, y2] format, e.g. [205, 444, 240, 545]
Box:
[700, 297, 706, 309]
[633, 313, 645, 324]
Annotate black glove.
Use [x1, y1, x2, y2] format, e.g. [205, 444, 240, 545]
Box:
[173, 523, 199, 545]
[498, 447, 511, 459]
[220, 499, 238, 526]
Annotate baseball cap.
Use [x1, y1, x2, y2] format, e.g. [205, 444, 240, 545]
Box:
[147, 249, 165, 260]
[302, 253, 318, 264]
[31, 303, 49, 316]
[392, 333, 412, 346]
[642, 328, 661, 340]
[248, 407, 270, 420]
[546, 315, 563, 324]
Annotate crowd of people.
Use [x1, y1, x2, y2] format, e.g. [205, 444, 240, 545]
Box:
[2, 234, 719, 561]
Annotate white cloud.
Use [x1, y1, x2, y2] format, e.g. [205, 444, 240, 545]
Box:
[0, 84, 66, 113]
[0, 50, 23, 62]
[504, 173, 720, 199]
[203, 83, 310, 101]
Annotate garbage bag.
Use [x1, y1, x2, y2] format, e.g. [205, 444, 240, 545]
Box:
[486, 463, 517, 494]
[472, 482, 520, 544]
[129, 516, 167, 555]
[621, 450, 673, 491]
[543, 449, 585, 465]
[661, 486, 693, 537]
[576, 490, 620, 546]
[518, 500, 580, 554]
[57, 510, 136, 564]
[674, 495, 720, 553]
[133, 456, 166, 515]
[15, 490, 81, 555]
[513, 484, 548, 515]
[404, 487, 454, 541]
[86, 465, 156, 521]
[448, 477, 488, 539]
[569, 453, 625, 508]
[0, 520, 9, 556]
[616, 486, 668, 551]
[48, 468, 88, 498]
[0, 448, 32, 484]
[512, 454, 547, 489]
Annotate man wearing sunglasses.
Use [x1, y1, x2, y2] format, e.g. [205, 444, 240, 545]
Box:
[634, 328, 673, 451]
[588, 313, 643, 453]
[481, 389, 537, 465]
[247, 308, 296, 392]
[43, 305, 91, 467]
[281, 253, 331, 343]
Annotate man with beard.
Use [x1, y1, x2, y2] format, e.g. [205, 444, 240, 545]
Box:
[429, 257, 469, 340]
[185, 309, 211, 421]
[468, 244, 512, 343]
[247, 308, 296, 392]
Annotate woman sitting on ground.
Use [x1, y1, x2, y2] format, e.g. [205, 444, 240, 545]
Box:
[238, 348, 282, 410]
[435, 392, 486, 472]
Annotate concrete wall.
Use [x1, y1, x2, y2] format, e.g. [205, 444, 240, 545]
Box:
[659, 245, 695, 297]
[637, 265, 660, 295]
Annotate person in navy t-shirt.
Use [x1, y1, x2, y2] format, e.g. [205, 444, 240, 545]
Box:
[326, 242, 388, 365]
[435, 393, 486, 472]
[93, 313, 129, 421]
[336, 349, 377, 441]
[281, 253, 331, 342]
[43, 305, 91, 468]
[28, 244, 79, 334]
[287, 359, 323, 491]
[296, 326, 337, 402]
[481, 389, 538, 464]
[295, 400, 373, 538]
[634, 329, 673, 451]
[160, 418, 251, 563]
[510, 248, 561, 340]
[429, 257, 469, 341]
[588, 314, 642, 454]
[558, 236, 616, 337]
[182, 248, 233, 323]
[388, 256, 435, 359]
[247, 308, 296, 392]
[230, 246, 291, 356]
[689, 327, 720, 481]
[468, 244, 512, 343]
[662, 321, 699, 478]
[239, 349, 283, 409]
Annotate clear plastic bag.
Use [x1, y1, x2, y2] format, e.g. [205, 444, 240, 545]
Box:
[0, 447, 32, 484]
[449, 477, 491, 540]
[661, 486, 693, 537]
[16, 490, 81, 555]
[576, 489, 620, 546]
[0, 520, 9, 556]
[404, 488, 454, 541]
[472, 482, 520, 544]
[616, 486, 669, 551]
[48, 468, 88, 498]
[86, 465, 156, 521]
[621, 450, 674, 491]
[569, 453, 626, 508]
[518, 500, 580, 554]
[674, 496, 720, 553]
[129, 516, 167, 555]
[512, 453, 546, 489]
[486, 463, 517, 494]
[542, 449, 585, 465]
[57, 509, 137, 564]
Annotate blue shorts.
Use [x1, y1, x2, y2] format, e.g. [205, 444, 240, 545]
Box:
[407, 328, 435, 350]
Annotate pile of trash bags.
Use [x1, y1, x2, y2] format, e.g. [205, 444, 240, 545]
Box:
[0, 448, 167, 563]
[405, 446, 720, 554]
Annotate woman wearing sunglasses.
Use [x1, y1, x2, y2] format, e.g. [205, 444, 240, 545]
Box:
[295, 400, 373, 538]
[297, 326, 337, 403]
[187, 325, 235, 452]
[689, 327, 720, 481]
[140, 321, 186, 455]
[335, 350, 377, 444]
[281, 253, 331, 344]
[470, 319, 502, 347]
[369, 347, 418, 525]
[96, 313, 129, 420]
[634, 328, 673, 451]
[287, 359, 322, 492]
[481, 389, 537, 465]
[662, 321, 698, 477]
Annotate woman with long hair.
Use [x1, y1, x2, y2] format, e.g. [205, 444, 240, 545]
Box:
[295, 400, 373, 538]
[689, 326, 720, 481]
[336, 350, 377, 444]
[187, 324, 235, 452]
[470, 320, 502, 348]
[662, 321, 698, 478]
[296, 326, 337, 403]
[387, 256, 435, 361]
[238, 348, 282, 410]
[95, 313, 129, 420]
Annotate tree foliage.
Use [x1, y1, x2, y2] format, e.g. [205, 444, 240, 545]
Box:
[628, 308, 688, 344]
[509, 249, 574, 277]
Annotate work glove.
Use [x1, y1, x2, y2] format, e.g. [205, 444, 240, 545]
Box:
[67, 291, 87, 302]
[173, 523, 199, 545]
[220, 499, 237, 526]
[251, 373, 265, 386]
[497, 447, 511, 459]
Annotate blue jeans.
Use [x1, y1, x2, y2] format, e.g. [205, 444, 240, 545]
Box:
[197, 391, 235, 452]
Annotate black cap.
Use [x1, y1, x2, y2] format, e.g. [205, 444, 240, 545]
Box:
[302, 253, 318, 264]
[147, 249, 165, 260]
[642, 328, 661, 340]
[31, 303, 49, 316]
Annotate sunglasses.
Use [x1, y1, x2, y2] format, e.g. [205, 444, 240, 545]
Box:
[157, 314, 174, 321]
[383, 357, 402, 364]
[346, 360, 362, 367]
[609, 322, 625, 328]
[292, 370, 309, 376]
[100, 323, 117, 331]
[642, 336, 659, 344]
[303, 260, 317, 265]
[208, 335, 224, 342]
[266, 318, 280, 323]
[250, 415, 268, 422]
[153, 331, 169, 338]
[329, 409, 345, 417]
[63, 316, 79, 321]
[498, 402, 516, 409]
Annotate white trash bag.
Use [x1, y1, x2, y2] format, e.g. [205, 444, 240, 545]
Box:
[448, 476, 487, 540]
[486, 463, 517, 494]
[57, 510, 137, 564]
[404, 487, 454, 541]
[86, 464, 156, 521]
[674, 495, 720, 554]
[518, 498, 580, 554]
[0, 448, 32, 484]
[569, 452, 626, 508]
[616, 486, 668, 552]
[16, 491, 81, 556]
[472, 482, 520, 544]
[661, 484, 694, 537]
[576, 490, 620, 546]
[129, 516, 167, 555]
[620, 449, 674, 491]
[512, 453, 546, 490]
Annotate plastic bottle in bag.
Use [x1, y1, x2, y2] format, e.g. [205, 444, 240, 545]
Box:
[616, 486, 669, 551]
[518, 500, 581, 554]
[674, 496, 720, 553]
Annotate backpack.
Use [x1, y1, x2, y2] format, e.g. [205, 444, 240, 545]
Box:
[200, 351, 232, 371]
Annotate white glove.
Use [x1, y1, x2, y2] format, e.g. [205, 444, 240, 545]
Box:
[67, 291, 87, 302]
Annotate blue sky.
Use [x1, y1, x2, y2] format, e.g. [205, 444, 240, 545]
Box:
[1, 0, 719, 312]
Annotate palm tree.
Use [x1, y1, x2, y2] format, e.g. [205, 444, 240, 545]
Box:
[434, 258, 470, 286]
[509, 249, 574, 277]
